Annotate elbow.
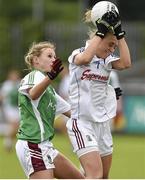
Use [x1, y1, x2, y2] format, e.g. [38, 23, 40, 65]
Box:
[127, 64, 131, 69]
[124, 61, 132, 69]
[117, 62, 131, 70]
[122, 64, 131, 70]
[120, 64, 131, 70]
[123, 56, 132, 69]
[29, 94, 38, 100]
[29, 92, 39, 100]
[31, 97, 38, 101]
[81, 56, 93, 64]
[83, 59, 91, 65]
[121, 60, 132, 70]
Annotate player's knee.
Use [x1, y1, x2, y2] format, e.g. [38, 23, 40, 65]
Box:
[86, 173, 103, 179]
[85, 168, 103, 179]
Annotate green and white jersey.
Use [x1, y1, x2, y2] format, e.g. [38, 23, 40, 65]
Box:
[17, 70, 70, 143]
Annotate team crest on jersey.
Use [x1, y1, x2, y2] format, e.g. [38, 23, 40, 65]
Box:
[47, 99, 56, 111]
[86, 135, 92, 141]
[47, 155, 53, 164]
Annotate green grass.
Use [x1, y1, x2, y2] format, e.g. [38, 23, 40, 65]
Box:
[0, 139, 26, 179]
[0, 134, 145, 179]
[110, 134, 145, 179]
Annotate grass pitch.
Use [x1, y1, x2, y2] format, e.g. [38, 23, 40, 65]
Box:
[0, 133, 145, 179]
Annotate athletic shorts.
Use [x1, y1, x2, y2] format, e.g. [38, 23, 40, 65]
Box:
[66, 118, 113, 158]
[15, 139, 59, 177]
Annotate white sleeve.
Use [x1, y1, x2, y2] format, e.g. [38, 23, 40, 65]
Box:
[68, 48, 81, 64]
[55, 92, 71, 115]
[105, 54, 120, 70]
[109, 71, 120, 88]
[19, 71, 45, 95]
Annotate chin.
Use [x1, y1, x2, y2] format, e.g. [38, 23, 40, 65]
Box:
[103, 53, 110, 59]
[101, 55, 107, 59]
[99, 53, 107, 59]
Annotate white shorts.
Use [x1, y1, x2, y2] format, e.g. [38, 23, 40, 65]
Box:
[66, 118, 113, 157]
[15, 139, 59, 178]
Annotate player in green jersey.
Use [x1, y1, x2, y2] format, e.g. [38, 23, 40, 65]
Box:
[15, 41, 84, 179]
[0, 69, 21, 151]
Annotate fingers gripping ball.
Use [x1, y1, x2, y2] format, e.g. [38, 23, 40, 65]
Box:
[47, 58, 64, 80]
[102, 10, 120, 27]
[95, 9, 125, 39]
[95, 14, 111, 38]
[112, 13, 126, 40]
[106, 10, 126, 40]
[95, 11, 119, 38]
[91, 1, 119, 27]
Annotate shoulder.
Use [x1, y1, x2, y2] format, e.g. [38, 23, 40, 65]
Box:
[68, 47, 85, 63]
[20, 70, 45, 89]
[23, 70, 45, 80]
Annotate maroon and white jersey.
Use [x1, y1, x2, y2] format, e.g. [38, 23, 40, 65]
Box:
[68, 44, 120, 122]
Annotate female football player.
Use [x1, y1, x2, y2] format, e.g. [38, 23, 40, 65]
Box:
[66, 9, 131, 179]
[0, 69, 21, 151]
[15, 41, 85, 179]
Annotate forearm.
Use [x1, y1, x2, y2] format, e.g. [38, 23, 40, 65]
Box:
[29, 76, 51, 100]
[118, 38, 131, 68]
[112, 38, 131, 70]
[74, 36, 102, 65]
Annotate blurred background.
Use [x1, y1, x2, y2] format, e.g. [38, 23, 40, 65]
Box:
[0, 0, 145, 178]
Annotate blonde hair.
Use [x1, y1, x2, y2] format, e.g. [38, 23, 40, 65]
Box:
[84, 9, 92, 24]
[84, 9, 97, 39]
[25, 41, 55, 70]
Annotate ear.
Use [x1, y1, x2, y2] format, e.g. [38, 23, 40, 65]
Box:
[33, 56, 39, 65]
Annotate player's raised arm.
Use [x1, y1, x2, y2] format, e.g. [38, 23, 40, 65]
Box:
[29, 58, 63, 100]
[112, 38, 131, 70]
[108, 10, 131, 70]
